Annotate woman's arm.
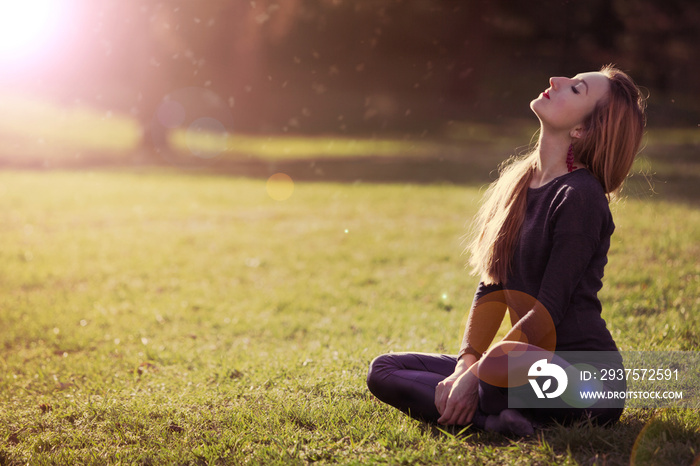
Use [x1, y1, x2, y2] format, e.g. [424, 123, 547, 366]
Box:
[501, 301, 556, 350]
[436, 297, 555, 426]
[457, 282, 507, 360]
[434, 283, 506, 425]
[500, 183, 612, 349]
[434, 353, 479, 425]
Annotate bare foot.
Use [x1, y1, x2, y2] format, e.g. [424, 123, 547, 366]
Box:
[484, 409, 534, 437]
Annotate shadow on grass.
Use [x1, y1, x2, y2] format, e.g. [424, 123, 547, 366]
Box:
[0, 144, 504, 185]
[185, 154, 498, 185]
[417, 408, 699, 466]
[0, 140, 698, 205]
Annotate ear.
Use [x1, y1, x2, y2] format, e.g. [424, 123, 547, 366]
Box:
[570, 125, 585, 139]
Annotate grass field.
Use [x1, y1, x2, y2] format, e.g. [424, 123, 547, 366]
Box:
[0, 166, 698, 465]
[0, 93, 699, 464]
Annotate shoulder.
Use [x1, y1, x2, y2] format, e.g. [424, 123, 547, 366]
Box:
[551, 170, 613, 235]
[562, 169, 606, 197]
[555, 169, 609, 211]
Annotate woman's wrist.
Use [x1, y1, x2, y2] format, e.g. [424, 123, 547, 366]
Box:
[455, 354, 478, 373]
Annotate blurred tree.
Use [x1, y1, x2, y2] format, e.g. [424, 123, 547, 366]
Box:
[619, 0, 699, 91]
[21, 0, 302, 154]
[132, 0, 302, 154]
[7, 0, 697, 147]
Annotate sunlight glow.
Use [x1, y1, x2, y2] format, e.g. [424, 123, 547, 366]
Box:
[266, 173, 295, 201]
[0, 0, 58, 60]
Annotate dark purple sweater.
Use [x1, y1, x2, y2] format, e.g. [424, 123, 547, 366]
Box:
[460, 169, 619, 358]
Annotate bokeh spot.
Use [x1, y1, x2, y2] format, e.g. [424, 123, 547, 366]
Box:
[186, 117, 228, 159]
[266, 173, 295, 201]
[156, 100, 186, 129]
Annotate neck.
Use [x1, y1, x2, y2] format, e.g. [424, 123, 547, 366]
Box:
[530, 129, 571, 189]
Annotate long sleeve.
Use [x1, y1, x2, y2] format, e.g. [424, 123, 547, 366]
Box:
[459, 169, 618, 357]
[534, 184, 611, 326]
[457, 282, 505, 360]
[458, 282, 559, 359]
[504, 169, 617, 352]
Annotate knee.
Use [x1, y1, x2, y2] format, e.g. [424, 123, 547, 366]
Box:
[366, 353, 394, 396]
[478, 342, 549, 389]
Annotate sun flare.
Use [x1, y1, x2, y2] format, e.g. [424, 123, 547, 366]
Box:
[0, 0, 58, 60]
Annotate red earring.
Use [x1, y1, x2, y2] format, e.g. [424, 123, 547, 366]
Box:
[566, 144, 576, 173]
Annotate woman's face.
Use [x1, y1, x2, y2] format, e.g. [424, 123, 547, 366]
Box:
[531, 71, 610, 133]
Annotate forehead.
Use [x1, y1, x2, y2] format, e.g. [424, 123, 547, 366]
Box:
[574, 71, 610, 97]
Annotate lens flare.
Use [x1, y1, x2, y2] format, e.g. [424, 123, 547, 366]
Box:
[0, 0, 58, 61]
[266, 173, 295, 201]
[186, 117, 228, 159]
[156, 87, 235, 158]
[156, 100, 187, 129]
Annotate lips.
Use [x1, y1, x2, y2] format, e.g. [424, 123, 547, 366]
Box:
[543, 90, 550, 99]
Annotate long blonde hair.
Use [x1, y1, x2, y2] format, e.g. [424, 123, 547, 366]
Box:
[468, 65, 646, 285]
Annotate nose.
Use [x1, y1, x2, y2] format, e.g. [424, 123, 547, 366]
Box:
[550, 76, 572, 90]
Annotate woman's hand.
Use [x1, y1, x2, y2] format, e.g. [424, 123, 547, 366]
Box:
[434, 357, 480, 425]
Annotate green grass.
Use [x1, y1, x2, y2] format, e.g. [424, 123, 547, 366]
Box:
[0, 169, 698, 465]
[0, 94, 140, 154]
[0, 92, 698, 464]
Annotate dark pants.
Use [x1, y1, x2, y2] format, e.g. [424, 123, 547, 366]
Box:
[366, 351, 624, 428]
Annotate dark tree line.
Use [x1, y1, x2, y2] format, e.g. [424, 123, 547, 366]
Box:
[5, 0, 698, 152]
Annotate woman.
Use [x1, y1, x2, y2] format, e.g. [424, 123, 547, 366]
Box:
[366, 65, 646, 436]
